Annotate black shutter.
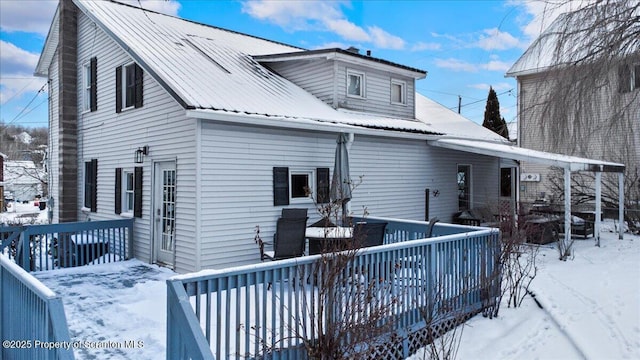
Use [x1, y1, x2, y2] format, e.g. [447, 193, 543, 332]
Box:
[134, 64, 143, 108]
[91, 159, 98, 212]
[115, 66, 122, 113]
[115, 168, 122, 214]
[90, 57, 97, 112]
[134, 166, 143, 218]
[84, 161, 91, 209]
[273, 167, 289, 206]
[316, 167, 330, 204]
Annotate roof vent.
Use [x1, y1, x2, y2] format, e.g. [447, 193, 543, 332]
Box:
[346, 46, 360, 54]
[366, 50, 371, 56]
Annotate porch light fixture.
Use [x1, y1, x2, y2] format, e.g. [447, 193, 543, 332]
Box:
[134, 146, 148, 164]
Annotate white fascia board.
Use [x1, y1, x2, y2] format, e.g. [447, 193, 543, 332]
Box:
[186, 110, 431, 141]
[331, 52, 426, 79]
[34, 6, 60, 77]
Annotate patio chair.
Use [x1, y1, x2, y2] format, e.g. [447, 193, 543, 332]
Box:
[354, 222, 388, 248]
[281, 208, 308, 219]
[260, 217, 307, 261]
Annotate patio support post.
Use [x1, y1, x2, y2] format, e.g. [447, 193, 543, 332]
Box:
[595, 172, 602, 247]
[619, 172, 624, 240]
[564, 168, 572, 247]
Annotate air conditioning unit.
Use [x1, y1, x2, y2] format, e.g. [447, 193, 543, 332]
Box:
[520, 173, 541, 182]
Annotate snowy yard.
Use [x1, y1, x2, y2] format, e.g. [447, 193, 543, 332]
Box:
[27, 223, 640, 359]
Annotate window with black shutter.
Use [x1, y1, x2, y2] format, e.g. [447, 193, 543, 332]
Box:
[116, 63, 144, 112]
[84, 159, 97, 212]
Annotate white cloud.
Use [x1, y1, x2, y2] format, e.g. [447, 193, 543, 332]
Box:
[411, 42, 441, 51]
[434, 58, 478, 72]
[0, 41, 44, 105]
[242, 0, 407, 50]
[119, 0, 181, 16]
[1, 40, 40, 75]
[0, 0, 58, 35]
[508, 0, 593, 43]
[434, 57, 513, 73]
[326, 18, 371, 42]
[311, 42, 350, 50]
[468, 82, 513, 91]
[476, 28, 522, 50]
[484, 60, 512, 72]
[367, 26, 405, 50]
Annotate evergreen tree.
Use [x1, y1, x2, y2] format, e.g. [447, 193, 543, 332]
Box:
[482, 87, 509, 139]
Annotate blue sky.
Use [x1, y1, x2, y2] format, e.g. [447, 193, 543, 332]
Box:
[0, 0, 569, 129]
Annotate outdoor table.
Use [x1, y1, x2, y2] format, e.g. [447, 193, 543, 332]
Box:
[305, 226, 353, 255]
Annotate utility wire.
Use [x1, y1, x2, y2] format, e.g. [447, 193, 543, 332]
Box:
[448, 89, 514, 111]
[3, 82, 47, 128]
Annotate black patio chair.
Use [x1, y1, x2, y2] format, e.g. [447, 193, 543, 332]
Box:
[354, 222, 388, 248]
[281, 208, 308, 219]
[259, 217, 307, 261]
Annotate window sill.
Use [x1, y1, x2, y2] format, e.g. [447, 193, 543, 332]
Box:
[81, 207, 92, 213]
[290, 197, 313, 205]
[120, 212, 134, 218]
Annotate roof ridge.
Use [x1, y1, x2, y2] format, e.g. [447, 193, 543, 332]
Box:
[103, 0, 305, 51]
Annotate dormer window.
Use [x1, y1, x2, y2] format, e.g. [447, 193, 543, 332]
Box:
[347, 70, 365, 98]
[391, 79, 406, 105]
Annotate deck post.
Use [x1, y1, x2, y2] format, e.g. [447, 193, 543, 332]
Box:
[595, 172, 601, 247]
[619, 173, 624, 240]
[564, 168, 572, 251]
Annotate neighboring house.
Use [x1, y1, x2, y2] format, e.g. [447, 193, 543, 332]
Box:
[2, 160, 45, 202]
[0, 152, 5, 211]
[507, 7, 640, 206]
[35, 0, 620, 273]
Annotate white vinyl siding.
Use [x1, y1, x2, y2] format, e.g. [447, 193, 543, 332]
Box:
[199, 122, 500, 269]
[264, 59, 335, 106]
[75, 13, 197, 273]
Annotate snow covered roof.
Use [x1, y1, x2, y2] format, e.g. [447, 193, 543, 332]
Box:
[4, 161, 44, 185]
[507, 5, 640, 77]
[429, 138, 625, 172]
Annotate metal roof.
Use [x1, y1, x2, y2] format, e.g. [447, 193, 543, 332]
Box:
[429, 138, 625, 172]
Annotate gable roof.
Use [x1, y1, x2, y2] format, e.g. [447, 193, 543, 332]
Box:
[36, 0, 512, 142]
[507, 4, 640, 77]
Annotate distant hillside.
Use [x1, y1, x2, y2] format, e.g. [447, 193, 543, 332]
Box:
[0, 123, 48, 165]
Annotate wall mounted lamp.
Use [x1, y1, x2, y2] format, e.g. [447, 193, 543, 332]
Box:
[134, 146, 149, 164]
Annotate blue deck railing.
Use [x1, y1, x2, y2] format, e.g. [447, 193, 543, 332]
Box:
[0, 219, 134, 272]
[0, 254, 75, 360]
[167, 217, 501, 359]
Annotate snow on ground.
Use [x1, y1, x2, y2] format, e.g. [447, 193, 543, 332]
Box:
[32, 223, 640, 360]
[1, 200, 48, 225]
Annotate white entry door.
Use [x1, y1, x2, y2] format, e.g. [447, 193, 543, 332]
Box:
[153, 161, 176, 265]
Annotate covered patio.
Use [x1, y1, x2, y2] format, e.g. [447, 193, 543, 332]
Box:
[429, 138, 626, 246]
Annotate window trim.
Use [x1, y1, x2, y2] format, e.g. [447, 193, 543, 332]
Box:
[289, 169, 315, 204]
[83, 62, 91, 112]
[390, 79, 407, 105]
[122, 63, 136, 110]
[123, 170, 135, 215]
[457, 164, 472, 211]
[346, 69, 365, 98]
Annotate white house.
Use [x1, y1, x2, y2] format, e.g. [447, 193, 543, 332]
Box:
[35, 0, 623, 273]
[2, 160, 45, 202]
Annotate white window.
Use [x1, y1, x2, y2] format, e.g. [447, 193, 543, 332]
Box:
[391, 79, 406, 104]
[290, 169, 315, 203]
[123, 171, 134, 214]
[457, 165, 472, 211]
[347, 70, 365, 98]
[83, 62, 91, 112]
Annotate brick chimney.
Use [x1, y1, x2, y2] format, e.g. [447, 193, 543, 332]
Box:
[57, 0, 78, 222]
